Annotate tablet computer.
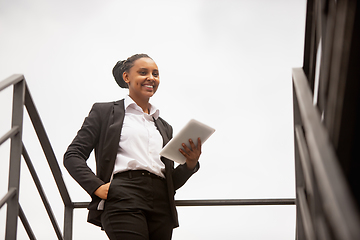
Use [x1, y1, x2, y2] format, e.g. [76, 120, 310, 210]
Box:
[159, 119, 215, 164]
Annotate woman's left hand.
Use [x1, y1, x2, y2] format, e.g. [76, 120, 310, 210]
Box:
[179, 138, 202, 170]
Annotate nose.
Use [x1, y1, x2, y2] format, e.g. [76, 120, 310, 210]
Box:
[147, 73, 156, 80]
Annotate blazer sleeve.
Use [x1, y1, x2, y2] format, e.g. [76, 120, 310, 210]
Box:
[63, 103, 105, 196]
[172, 162, 199, 190]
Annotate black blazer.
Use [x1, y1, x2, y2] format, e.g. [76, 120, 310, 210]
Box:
[64, 99, 198, 228]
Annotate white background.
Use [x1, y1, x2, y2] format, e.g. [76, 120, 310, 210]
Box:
[0, 0, 306, 239]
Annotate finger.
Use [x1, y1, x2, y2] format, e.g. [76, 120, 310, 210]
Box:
[179, 148, 189, 157]
[181, 143, 191, 152]
[197, 137, 202, 151]
[189, 138, 196, 150]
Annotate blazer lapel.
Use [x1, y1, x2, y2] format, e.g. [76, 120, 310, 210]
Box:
[154, 117, 170, 147]
[153, 117, 173, 170]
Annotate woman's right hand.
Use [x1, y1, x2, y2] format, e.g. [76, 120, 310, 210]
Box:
[94, 182, 110, 199]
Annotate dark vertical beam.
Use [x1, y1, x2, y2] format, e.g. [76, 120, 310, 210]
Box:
[318, 0, 337, 113]
[303, 0, 315, 79]
[303, 0, 320, 91]
[5, 77, 25, 240]
[324, 0, 358, 147]
[63, 206, 74, 240]
[334, 0, 360, 209]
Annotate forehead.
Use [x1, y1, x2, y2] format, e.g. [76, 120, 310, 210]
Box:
[132, 57, 158, 69]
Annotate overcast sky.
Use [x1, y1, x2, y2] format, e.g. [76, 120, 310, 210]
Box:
[0, 0, 306, 239]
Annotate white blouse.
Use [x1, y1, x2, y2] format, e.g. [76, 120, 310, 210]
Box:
[112, 95, 165, 178]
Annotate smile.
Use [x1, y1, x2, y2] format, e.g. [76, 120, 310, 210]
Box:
[143, 84, 154, 88]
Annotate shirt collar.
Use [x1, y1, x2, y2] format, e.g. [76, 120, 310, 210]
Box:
[124, 95, 160, 119]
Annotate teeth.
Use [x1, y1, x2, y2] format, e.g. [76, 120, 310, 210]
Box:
[144, 85, 153, 88]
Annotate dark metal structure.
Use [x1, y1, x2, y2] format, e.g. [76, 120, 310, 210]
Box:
[293, 0, 360, 239]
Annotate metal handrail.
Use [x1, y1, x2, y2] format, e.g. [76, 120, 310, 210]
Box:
[73, 198, 295, 209]
[0, 74, 24, 91]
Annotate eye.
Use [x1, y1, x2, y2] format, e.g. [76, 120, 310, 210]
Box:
[153, 71, 159, 77]
[139, 70, 147, 75]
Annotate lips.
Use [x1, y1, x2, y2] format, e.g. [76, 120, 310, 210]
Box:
[143, 84, 153, 89]
[142, 82, 155, 91]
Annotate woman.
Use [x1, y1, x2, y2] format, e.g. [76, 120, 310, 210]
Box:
[64, 53, 201, 240]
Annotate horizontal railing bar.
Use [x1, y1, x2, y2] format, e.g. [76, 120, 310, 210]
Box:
[0, 74, 24, 92]
[72, 202, 89, 208]
[24, 84, 72, 207]
[22, 144, 64, 240]
[18, 203, 36, 240]
[0, 126, 19, 146]
[73, 198, 295, 209]
[0, 188, 17, 209]
[175, 198, 296, 206]
[293, 67, 360, 239]
[297, 187, 316, 240]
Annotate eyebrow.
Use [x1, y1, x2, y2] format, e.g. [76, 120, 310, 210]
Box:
[138, 67, 158, 71]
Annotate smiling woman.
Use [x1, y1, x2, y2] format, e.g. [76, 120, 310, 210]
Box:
[119, 55, 160, 113]
[63, 53, 202, 240]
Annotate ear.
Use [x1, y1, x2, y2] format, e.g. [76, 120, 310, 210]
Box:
[123, 72, 130, 84]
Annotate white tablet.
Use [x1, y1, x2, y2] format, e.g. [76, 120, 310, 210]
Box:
[159, 119, 215, 164]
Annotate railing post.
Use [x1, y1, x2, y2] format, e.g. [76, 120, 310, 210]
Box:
[5, 77, 25, 240]
[63, 205, 74, 240]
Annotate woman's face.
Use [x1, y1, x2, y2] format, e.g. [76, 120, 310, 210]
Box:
[123, 57, 160, 101]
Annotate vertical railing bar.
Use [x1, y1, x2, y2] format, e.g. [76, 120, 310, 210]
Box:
[18, 203, 37, 240]
[63, 206, 74, 240]
[317, 0, 337, 113]
[302, 0, 315, 78]
[5, 77, 25, 240]
[0, 127, 19, 146]
[24, 83, 72, 206]
[22, 144, 64, 240]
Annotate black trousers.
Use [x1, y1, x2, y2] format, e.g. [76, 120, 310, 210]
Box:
[101, 171, 174, 240]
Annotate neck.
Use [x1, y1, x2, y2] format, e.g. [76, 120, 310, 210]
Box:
[129, 94, 150, 113]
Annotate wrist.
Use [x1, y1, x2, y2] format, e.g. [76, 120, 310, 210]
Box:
[186, 161, 198, 171]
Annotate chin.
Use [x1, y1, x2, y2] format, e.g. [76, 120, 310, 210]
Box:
[145, 91, 156, 97]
